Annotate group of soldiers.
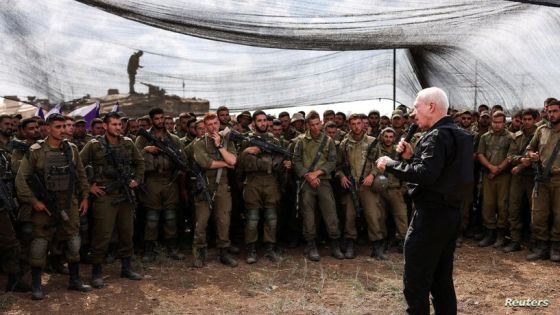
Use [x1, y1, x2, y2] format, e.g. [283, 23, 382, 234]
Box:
[0, 97, 558, 301]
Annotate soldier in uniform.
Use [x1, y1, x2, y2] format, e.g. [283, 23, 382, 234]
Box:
[477, 111, 514, 247]
[335, 114, 378, 259]
[175, 112, 192, 138]
[191, 112, 238, 267]
[217, 106, 234, 131]
[293, 111, 343, 261]
[80, 112, 144, 288]
[278, 112, 299, 141]
[72, 118, 94, 151]
[0, 115, 31, 292]
[291, 112, 305, 133]
[15, 114, 91, 300]
[390, 110, 406, 141]
[135, 108, 185, 262]
[525, 100, 560, 261]
[367, 110, 381, 138]
[236, 110, 286, 264]
[502, 109, 538, 252]
[371, 128, 409, 256]
[236, 111, 252, 134]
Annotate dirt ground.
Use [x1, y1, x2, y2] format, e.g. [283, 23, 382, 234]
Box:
[1, 239, 558, 314]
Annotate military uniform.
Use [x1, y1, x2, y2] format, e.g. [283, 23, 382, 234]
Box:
[477, 129, 514, 246]
[504, 127, 536, 251]
[236, 131, 284, 263]
[11, 139, 36, 252]
[282, 126, 300, 141]
[80, 135, 144, 286]
[135, 129, 184, 260]
[72, 134, 94, 151]
[191, 131, 238, 266]
[15, 139, 91, 298]
[335, 133, 380, 258]
[293, 131, 342, 260]
[526, 123, 560, 260]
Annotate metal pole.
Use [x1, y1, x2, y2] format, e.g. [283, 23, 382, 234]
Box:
[393, 49, 396, 110]
[473, 61, 478, 111]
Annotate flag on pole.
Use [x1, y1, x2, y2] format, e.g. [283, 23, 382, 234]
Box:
[35, 105, 45, 119]
[69, 100, 100, 131]
[111, 101, 119, 113]
[45, 103, 62, 118]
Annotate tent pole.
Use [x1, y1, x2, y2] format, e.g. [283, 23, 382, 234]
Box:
[393, 49, 396, 110]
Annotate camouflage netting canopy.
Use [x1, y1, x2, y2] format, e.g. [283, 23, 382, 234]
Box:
[1, 0, 559, 111]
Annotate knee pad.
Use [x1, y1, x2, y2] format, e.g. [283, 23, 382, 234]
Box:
[66, 235, 81, 262]
[29, 238, 49, 268]
[162, 210, 177, 229]
[263, 208, 277, 221]
[245, 209, 260, 230]
[145, 210, 160, 230]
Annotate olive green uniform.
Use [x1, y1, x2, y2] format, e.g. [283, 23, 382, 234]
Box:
[283, 126, 299, 141]
[506, 127, 536, 243]
[335, 134, 382, 241]
[477, 129, 514, 230]
[135, 129, 182, 242]
[11, 139, 36, 247]
[0, 143, 20, 275]
[372, 144, 409, 240]
[293, 131, 341, 241]
[192, 132, 237, 249]
[527, 123, 560, 242]
[80, 135, 144, 264]
[15, 140, 89, 268]
[236, 132, 283, 245]
[72, 134, 94, 151]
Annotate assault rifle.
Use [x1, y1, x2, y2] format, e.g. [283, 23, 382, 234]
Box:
[0, 178, 18, 221]
[341, 158, 362, 217]
[26, 174, 69, 226]
[138, 128, 214, 209]
[100, 139, 143, 206]
[228, 131, 299, 160]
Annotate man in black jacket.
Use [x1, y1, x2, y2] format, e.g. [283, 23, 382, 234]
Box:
[377, 87, 474, 315]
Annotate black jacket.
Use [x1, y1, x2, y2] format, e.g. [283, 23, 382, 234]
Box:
[386, 116, 474, 209]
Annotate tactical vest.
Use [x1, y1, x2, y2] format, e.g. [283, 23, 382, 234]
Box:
[144, 134, 177, 174]
[44, 149, 71, 192]
[100, 138, 133, 181]
[0, 149, 13, 180]
[242, 133, 278, 174]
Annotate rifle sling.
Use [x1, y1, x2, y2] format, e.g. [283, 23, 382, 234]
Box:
[542, 138, 560, 179]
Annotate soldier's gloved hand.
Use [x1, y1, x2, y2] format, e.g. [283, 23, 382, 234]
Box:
[90, 183, 106, 197]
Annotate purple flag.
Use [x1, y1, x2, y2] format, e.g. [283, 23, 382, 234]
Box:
[70, 100, 100, 131]
[35, 106, 45, 119]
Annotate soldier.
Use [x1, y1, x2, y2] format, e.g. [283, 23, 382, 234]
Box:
[324, 121, 338, 142]
[0, 115, 31, 292]
[15, 114, 91, 300]
[236, 111, 252, 134]
[72, 118, 93, 151]
[390, 110, 406, 141]
[236, 110, 286, 263]
[278, 111, 299, 141]
[293, 111, 343, 261]
[291, 112, 305, 133]
[323, 110, 335, 124]
[164, 116, 175, 133]
[371, 128, 409, 256]
[175, 112, 192, 138]
[91, 118, 105, 137]
[80, 112, 144, 288]
[525, 100, 560, 261]
[508, 111, 522, 133]
[135, 108, 185, 262]
[217, 106, 233, 131]
[335, 114, 378, 259]
[191, 112, 238, 267]
[126, 118, 139, 139]
[477, 111, 514, 247]
[127, 50, 143, 94]
[503, 109, 538, 252]
[367, 110, 381, 138]
[64, 116, 76, 142]
[334, 112, 348, 132]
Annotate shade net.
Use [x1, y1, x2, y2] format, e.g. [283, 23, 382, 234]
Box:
[1, 0, 558, 111]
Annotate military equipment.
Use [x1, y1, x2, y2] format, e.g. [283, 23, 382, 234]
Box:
[11, 140, 30, 153]
[294, 134, 328, 218]
[341, 150, 362, 217]
[138, 128, 214, 209]
[61, 140, 78, 214]
[229, 131, 299, 159]
[0, 178, 18, 221]
[26, 173, 69, 224]
[535, 138, 560, 197]
[372, 174, 389, 192]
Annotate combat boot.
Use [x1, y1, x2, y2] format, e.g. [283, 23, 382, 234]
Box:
[477, 229, 496, 247]
[121, 257, 142, 280]
[344, 239, 356, 259]
[550, 242, 560, 262]
[192, 247, 207, 268]
[305, 240, 320, 262]
[526, 241, 549, 261]
[492, 229, 507, 248]
[330, 239, 344, 260]
[67, 262, 92, 292]
[371, 240, 388, 261]
[227, 245, 240, 255]
[503, 241, 521, 253]
[246, 243, 258, 264]
[142, 241, 157, 263]
[167, 239, 185, 260]
[264, 243, 282, 263]
[91, 264, 105, 288]
[219, 248, 238, 267]
[6, 273, 31, 292]
[31, 267, 44, 300]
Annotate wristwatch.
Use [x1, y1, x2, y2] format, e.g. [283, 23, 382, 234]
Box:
[216, 142, 224, 149]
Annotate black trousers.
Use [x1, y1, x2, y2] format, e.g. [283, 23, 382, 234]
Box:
[404, 205, 460, 315]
